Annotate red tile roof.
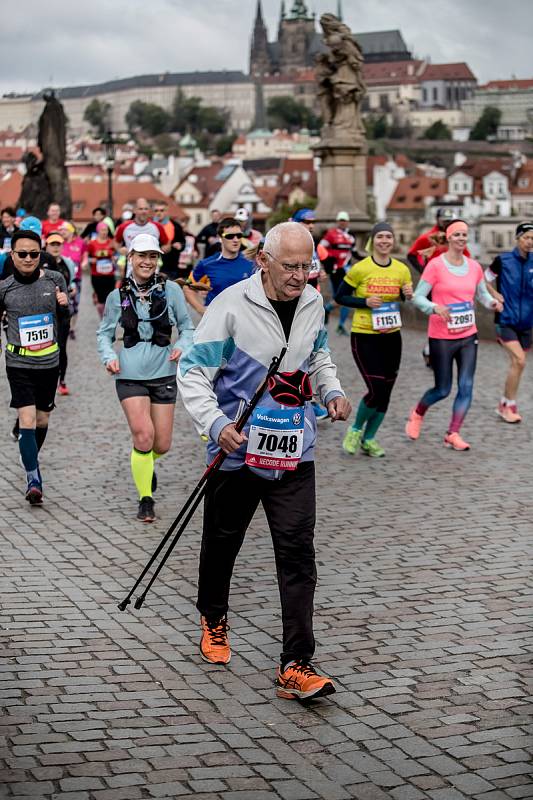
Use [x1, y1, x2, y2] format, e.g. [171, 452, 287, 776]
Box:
[420, 62, 476, 81]
[512, 162, 533, 195]
[0, 146, 24, 162]
[177, 160, 227, 208]
[387, 175, 446, 211]
[0, 171, 186, 224]
[363, 60, 424, 85]
[451, 157, 513, 180]
[481, 79, 533, 90]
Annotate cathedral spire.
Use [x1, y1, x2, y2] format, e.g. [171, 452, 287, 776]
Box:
[289, 0, 311, 19]
[250, 0, 271, 76]
[336, 0, 343, 20]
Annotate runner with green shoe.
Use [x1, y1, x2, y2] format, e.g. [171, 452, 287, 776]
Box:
[335, 222, 412, 457]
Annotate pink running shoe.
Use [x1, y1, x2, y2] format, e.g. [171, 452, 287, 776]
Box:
[405, 408, 424, 440]
[496, 403, 521, 423]
[444, 432, 470, 451]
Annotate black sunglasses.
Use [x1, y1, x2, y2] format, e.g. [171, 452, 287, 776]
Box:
[221, 232, 242, 240]
[13, 250, 40, 259]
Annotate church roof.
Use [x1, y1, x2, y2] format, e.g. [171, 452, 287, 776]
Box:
[307, 29, 410, 63]
[355, 30, 410, 56]
[33, 71, 251, 101]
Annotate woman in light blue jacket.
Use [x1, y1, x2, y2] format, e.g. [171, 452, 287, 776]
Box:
[97, 233, 194, 522]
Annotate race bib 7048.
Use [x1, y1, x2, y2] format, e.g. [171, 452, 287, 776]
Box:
[245, 406, 304, 471]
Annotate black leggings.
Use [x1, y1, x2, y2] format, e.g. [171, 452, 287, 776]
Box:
[57, 319, 70, 383]
[351, 331, 402, 412]
[417, 334, 478, 433]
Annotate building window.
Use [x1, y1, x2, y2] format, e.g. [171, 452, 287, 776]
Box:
[432, 87, 438, 102]
[379, 94, 390, 112]
[196, 213, 202, 226]
[422, 88, 427, 103]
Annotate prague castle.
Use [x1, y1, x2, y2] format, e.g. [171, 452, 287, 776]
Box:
[0, 1, 412, 135]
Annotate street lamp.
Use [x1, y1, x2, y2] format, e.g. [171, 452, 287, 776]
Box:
[103, 130, 116, 217]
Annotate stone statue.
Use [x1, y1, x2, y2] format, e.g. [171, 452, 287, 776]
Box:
[18, 92, 72, 218]
[312, 13, 369, 234]
[316, 13, 366, 143]
[18, 152, 51, 219]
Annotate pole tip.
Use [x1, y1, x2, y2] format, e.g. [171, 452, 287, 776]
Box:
[117, 599, 130, 611]
[134, 596, 145, 610]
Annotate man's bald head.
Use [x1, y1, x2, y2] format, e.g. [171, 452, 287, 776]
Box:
[259, 222, 315, 302]
[134, 197, 150, 224]
[263, 221, 314, 262]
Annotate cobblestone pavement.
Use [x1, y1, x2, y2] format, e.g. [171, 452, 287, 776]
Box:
[1, 288, 532, 800]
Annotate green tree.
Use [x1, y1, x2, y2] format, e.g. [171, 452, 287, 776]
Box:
[421, 119, 452, 140]
[267, 96, 319, 131]
[126, 101, 170, 136]
[83, 98, 111, 135]
[364, 114, 389, 139]
[171, 89, 228, 135]
[469, 106, 501, 140]
[214, 134, 237, 156]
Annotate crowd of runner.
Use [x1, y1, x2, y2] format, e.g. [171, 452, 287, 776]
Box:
[1, 197, 532, 701]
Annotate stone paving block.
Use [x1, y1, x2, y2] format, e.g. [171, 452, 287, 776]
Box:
[271, 780, 318, 799]
[2, 308, 532, 800]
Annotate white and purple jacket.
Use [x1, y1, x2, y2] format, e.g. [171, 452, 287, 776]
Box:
[177, 270, 345, 479]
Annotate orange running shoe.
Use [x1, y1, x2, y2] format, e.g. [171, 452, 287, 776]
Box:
[405, 407, 424, 440]
[200, 616, 231, 664]
[444, 432, 470, 451]
[57, 382, 70, 396]
[275, 660, 335, 701]
[496, 403, 521, 423]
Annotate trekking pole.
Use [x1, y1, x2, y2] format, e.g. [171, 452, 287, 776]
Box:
[118, 347, 286, 612]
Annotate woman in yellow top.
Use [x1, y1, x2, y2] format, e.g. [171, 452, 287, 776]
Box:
[335, 222, 413, 457]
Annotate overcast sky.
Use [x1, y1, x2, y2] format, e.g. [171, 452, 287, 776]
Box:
[2, 0, 531, 96]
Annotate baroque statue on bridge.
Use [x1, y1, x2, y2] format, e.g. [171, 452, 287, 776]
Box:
[316, 13, 366, 144]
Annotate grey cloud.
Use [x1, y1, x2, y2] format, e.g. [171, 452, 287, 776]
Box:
[0, 0, 531, 96]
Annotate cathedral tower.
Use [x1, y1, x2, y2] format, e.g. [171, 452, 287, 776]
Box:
[278, 0, 316, 74]
[249, 0, 272, 77]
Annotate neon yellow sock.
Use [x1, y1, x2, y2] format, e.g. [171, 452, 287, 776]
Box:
[152, 450, 163, 462]
[130, 448, 154, 499]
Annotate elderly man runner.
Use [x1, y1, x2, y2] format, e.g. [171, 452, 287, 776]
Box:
[177, 221, 351, 700]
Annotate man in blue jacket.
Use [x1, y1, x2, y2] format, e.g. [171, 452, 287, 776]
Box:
[486, 222, 533, 422]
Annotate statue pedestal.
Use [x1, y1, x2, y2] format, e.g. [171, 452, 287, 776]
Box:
[313, 140, 371, 244]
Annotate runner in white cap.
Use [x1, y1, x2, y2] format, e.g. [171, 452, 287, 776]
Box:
[97, 234, 194, 522]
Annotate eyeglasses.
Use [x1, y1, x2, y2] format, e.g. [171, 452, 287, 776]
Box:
[13, 250, 40, 259]
[221, 232, 242, 240]
[265, 251, 313, 274]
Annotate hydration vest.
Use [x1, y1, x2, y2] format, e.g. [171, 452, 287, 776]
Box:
[119, 275, 172, 348]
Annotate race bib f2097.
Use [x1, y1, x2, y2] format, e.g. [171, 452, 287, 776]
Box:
[447, 301, 475, 331]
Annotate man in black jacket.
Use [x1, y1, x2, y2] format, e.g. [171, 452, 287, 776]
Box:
[152, 200, 186, 280]
[196, 209, 221, 258]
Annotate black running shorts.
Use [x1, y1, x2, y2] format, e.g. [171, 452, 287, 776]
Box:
[496, 325, 532, 351]
[6, 366, 59, 411]
[115, 375, 177, 404]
